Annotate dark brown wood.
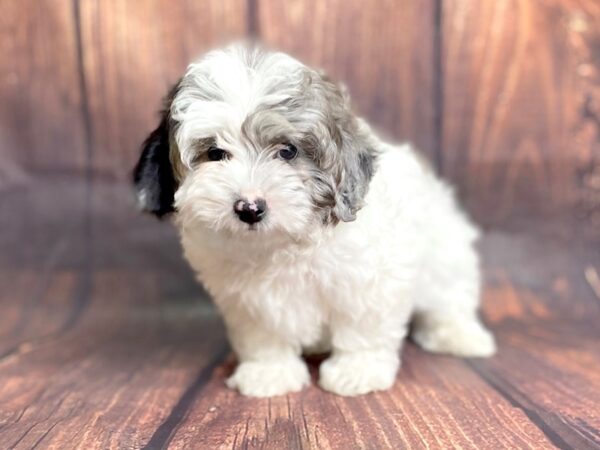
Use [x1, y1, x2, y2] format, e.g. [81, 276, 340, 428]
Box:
[442, 0, 600, 234]
[0, 0, 86, 173]
[77, 0, 248, 180]
[258, 0, 438, 163]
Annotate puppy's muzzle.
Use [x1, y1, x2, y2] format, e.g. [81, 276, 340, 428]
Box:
[234, 198, 267, 225]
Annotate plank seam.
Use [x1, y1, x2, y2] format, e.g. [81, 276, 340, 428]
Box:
[433, 0, 444, 173]
[70, 0, 94, 329]
[467, 361, 577, 450]
[246, 0, 260, 39]
[141, 345, 230, 450]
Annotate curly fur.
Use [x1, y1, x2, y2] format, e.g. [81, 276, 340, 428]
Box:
[133, 43, 495, 397]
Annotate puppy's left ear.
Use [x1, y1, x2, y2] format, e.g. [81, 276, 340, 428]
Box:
[332, 138, 376, 222]
[320, 78, 376, 223]
[133, 112, 177, 217]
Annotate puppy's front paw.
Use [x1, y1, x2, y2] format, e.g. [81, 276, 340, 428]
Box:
[226, 358, 310, 397]
[319, 351, 399, 396]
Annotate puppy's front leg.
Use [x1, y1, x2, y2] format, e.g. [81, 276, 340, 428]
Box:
[319, 306, 411, 396]
[222, 307, 310, 397]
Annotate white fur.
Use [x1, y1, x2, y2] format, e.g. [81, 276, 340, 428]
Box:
[170, 46, 495, 397]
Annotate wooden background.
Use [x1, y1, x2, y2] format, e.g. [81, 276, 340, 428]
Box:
[1, 1, 599, 449]
[2, 0, 599, 233]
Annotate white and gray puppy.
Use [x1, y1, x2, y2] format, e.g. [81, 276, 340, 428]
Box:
[133, 44, 495, 397]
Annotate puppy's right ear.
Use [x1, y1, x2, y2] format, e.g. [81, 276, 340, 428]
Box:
[133, 112, 177, 217]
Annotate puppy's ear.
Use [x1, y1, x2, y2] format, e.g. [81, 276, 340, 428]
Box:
[332, 138, 376, 222]
[316, 76, 376, 223]
[133, 112, 176, 217]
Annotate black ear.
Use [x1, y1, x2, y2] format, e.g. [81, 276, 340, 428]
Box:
[133, 113, 177, 217]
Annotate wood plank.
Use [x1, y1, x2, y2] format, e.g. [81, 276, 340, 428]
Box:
[0, 0, 86, 172]
[0, 176, 88, 270]
[2, 0, 600, 447]
[164, 345, 554, 449]
[481, 230, 600, 320]
[78, 0, 248, 179]
[258, 0, 438, 162]
[87, 172, 191, 273]
[0, 271, 79, 357]
[1, 222, 599, 448]
[442, 0, 600, 234]
[476, 231, 600, 449]
[0, 271, 226, 450]
[473, 291, 600, 448]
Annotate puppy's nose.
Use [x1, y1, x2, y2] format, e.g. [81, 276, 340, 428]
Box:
[234, 198, 267, 224]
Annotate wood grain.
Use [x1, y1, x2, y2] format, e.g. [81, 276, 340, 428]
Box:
[164, 346, 556, 449]
[1, 179, 598, 448]
[0, 271, 79, 357]
[442, 0, 600, 233]
[0, 0, 86, 172]
[472, 292, 600, 448]
[0, 176, 89, 270]
[0, 270, 226, 450]
[2, 1, 600, 448]
[258, 0, 438, 163]
[77, 0, 248, 179]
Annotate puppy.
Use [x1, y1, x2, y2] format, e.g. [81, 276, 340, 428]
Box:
[133, 44, 495, 397]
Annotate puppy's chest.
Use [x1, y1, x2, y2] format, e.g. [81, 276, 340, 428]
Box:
[213, 252, 328, 340]
[215, 250, 325, 302]
[187, 235, 368, 335]
[207, 246, 335, 304]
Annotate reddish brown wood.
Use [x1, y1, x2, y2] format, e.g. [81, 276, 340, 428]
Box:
[258, 0, 438, 162]
[472, 286, 600, 448]
[442, 0, 600, 235]
[0, 0, 86, 172]
[165, 346, 556, 449]
[0, 271, 78, 356]
[77, 0, 248, 179]
[1, 0, 600, 448]
[0, 175, 90, 270]
[0, 269, 226, 449]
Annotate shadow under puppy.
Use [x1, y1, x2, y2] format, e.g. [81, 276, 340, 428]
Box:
[133, 43, 495, 397]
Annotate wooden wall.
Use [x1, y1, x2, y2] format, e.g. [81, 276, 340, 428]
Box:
[1, 0, 599, 233]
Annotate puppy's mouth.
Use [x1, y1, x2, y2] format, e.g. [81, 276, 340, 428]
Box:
[232, 217, 268, 233]
[234, 218, 287, 237]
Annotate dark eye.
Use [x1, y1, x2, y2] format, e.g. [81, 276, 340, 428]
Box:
[278, 144, 298, 161]
[207, 147, 228, 161]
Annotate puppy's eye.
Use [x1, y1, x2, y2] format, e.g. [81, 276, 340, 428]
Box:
[207, 147, 228, 161]
[278, 144, 298, 161]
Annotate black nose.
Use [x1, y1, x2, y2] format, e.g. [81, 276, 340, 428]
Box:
[234, 198, 267, 224]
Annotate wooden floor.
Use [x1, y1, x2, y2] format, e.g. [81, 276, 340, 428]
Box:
[0, 176, 599, 450]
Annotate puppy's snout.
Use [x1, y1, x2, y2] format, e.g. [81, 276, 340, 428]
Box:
[234, 198, 268, 224]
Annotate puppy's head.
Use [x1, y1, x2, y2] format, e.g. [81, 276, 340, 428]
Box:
[134, 44, 376, 239]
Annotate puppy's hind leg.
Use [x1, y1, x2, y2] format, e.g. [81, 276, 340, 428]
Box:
[411, 244, 496, 358]
[412, 309, 496, 357]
